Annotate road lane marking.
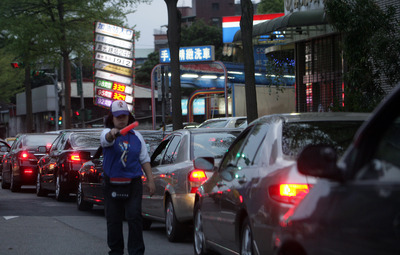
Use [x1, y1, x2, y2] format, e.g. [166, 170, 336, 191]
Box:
[3, 216, 19, 220]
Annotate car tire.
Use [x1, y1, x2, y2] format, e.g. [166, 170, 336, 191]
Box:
[143, 218, 152, 230]
[76, 181, 93, 211]
[10, 173, 21, 192]
[241, 217, 254, 255]
[165, 197, 185, 242]
[194, 203, 212, 255]
[55, 175, 68, 201]
[1, 174, 10, 189]
[36, 173, 48, 197]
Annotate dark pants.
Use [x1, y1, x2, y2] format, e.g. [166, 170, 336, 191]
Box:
[104, 177, 144, 255]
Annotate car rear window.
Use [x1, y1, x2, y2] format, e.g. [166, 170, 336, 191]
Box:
[193, 131, 240, 158]
[198, 120, 229, 128]
[23, 135, 58, 148]
[282, 121, 363, 157]
[70, 132, 101, 148]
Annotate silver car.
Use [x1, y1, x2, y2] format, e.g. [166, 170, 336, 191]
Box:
[142, 128, 242, 242]
[197, 117, 247, 128]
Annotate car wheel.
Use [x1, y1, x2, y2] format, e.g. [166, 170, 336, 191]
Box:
[165, 197, 185, 242]
[76, 181, 93, 211]
[10, 173, 21, 192]
[143, 218, 152, 230]
[241, 217, 254, 255]
[1, 173, 10, 189]
[55, 175, 68, 201]
[194, 203, 211, 255]
[36, 173, 48, 197]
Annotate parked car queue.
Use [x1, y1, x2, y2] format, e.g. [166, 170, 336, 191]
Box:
[2, 101, 398, 255]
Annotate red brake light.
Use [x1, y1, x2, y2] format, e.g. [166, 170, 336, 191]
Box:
[189, 170, 207, 182]
[70, 154, 81, 161]
[24, 169, 34, 174]
[269, 184, 311, 204]
[189, 170, 208, 193]
[19, 151, 36, 161]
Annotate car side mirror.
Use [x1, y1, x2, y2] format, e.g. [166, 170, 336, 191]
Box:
[194, 157, 215, 171]
[297, 144, 343, 181]
[0, 147, 9, 152]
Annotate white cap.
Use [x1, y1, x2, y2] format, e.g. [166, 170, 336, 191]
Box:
[111, 100, 130, 117]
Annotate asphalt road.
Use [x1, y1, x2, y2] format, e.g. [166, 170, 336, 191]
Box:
[0, 185, 193, 255]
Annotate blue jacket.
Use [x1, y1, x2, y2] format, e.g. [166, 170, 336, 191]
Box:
[100, 129, 150, 179]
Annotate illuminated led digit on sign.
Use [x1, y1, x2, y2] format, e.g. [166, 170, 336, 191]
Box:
[95, 97, 113, 108]
[113, 92, 126, 101]
[112, 82, 126, 92]
[96, 79, 113, 90]
[96, 88, 113, 99]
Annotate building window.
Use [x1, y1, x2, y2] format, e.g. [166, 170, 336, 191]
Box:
[296, 35, 343, 112]
[212, 3, 219, 11]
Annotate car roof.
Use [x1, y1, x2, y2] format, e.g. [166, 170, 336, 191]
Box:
[169, 127, 243, 135]
[251, 112, 370, 125]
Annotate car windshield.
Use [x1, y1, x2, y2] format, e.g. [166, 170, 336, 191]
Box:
[198, 120, 229, 128]
[282, 121, 363, 157]
[23, 135, 58, 148]
[70, 133, 101, 148]
[193, 131, 239, 158]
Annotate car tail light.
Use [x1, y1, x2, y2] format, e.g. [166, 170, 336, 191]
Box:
[69, 154, 81, 162]
[23, 168, 34, 174]
[18, 151, 37, 162]
[188, 170, 208, 193]
[269, 184, 311, 204]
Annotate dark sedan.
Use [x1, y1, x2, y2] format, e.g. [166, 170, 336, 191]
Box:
[193, 112, 369, 255]
[0, 139, 11, 179]
[1, 133, 59, 192]
[76, 130, 168, 211]
[274, 87, 400, 255]
[36, 130, 101, 201]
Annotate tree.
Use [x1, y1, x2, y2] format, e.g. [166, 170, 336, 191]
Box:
[326, 0, 400, 112]
[257, 0, 284, 14]
[164, 0, 183, 131]
[181, 19, 228, 61]
[0, 0, 149, 129]
[241, 0, 258, 123]
[0, 49, 24, 103]
[136, 51, 159, 86]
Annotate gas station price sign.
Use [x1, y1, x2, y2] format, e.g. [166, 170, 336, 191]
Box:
[96, 88, 133, 104]
[93, 21, 135, 110]
[95, 79, 133, 95]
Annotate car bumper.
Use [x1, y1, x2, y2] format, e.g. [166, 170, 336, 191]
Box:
[171, 193, 195, 222]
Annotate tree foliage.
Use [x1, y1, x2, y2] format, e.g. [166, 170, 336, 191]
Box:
[136, 51, 159, 86]
[0, 0, 149, 128]
[326, 0, 400, 112]
[0, 49, 24, 103]
[181, 19, 228, 61]
[257, 0, 284, 14]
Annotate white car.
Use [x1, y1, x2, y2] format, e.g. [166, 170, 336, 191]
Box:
[197, 116, 247, 128]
